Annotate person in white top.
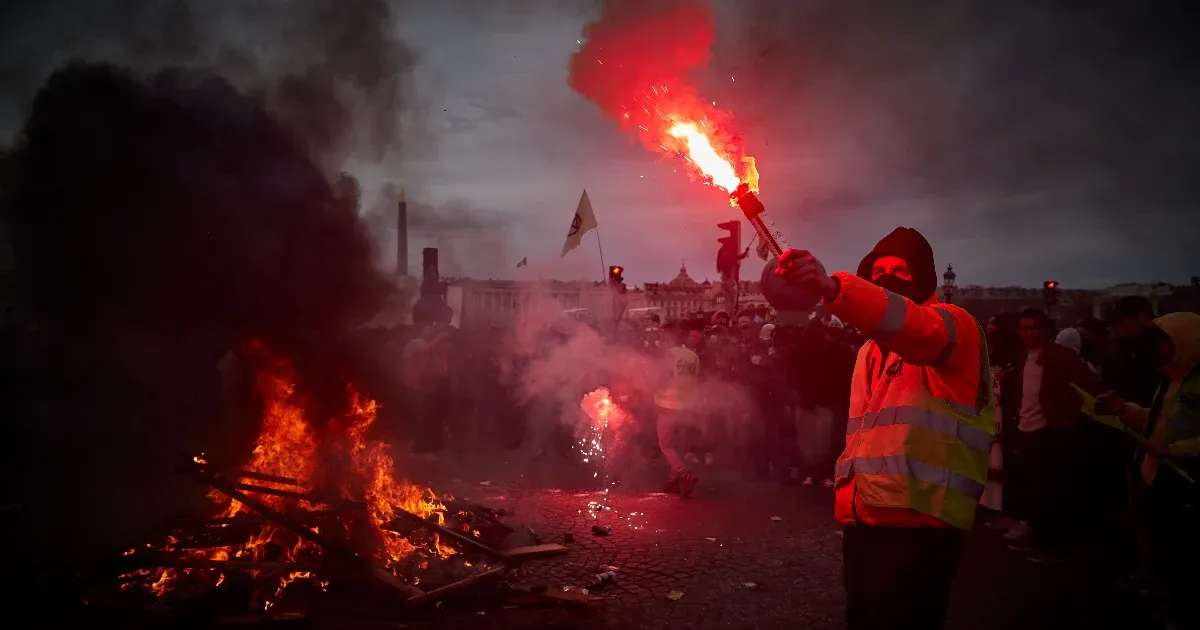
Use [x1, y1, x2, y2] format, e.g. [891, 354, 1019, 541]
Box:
[1007, 309, 1104, 564]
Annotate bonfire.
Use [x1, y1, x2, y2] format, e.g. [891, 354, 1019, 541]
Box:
[113, 341, 499, 612]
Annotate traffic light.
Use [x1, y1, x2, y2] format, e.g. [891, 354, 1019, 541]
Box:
[716, 220, 741, 279]
[1043, 280, 1060, 307]
[607, 265, 626, 295]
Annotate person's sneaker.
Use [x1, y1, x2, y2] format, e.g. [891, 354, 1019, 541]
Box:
[822, 479, 835, 488]
[986, 515, 1016, 531]
[802, 477, 814, 486]
[1002, 521, 1031, 540]
[704, 452, 714, 466]
[663, 478, 680, 494]
[1026, 550, 1068, 564]
[678, 472, 699, 498]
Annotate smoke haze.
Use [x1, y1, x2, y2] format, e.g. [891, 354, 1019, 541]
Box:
[2, 60, 390, 564]
[0, 0, 518, 278]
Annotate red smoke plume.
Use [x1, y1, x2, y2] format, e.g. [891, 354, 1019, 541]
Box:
[568, 0, 756, 193]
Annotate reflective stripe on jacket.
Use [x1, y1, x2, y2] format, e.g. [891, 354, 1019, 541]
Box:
[825, 272, 995, 531]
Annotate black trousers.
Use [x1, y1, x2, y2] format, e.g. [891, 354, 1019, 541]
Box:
[1009, 427, 1077, 550]
[843, 525, 963, 630]
[1147, 483, 1200, 628]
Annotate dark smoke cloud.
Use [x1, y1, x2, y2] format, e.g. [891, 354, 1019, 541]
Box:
[1, 61, 389, 566]
[0, 0, 428, 166]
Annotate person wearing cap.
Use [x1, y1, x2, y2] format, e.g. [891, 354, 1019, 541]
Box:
[765, 227, 995, 629]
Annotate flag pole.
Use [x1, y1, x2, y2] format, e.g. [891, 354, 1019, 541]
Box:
[594, 227, 607, 282]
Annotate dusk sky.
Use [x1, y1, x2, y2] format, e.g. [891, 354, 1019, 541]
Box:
[2, 0, 1198, 288]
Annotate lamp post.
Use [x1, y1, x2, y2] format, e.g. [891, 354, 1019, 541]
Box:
[942, 264, 957, 304]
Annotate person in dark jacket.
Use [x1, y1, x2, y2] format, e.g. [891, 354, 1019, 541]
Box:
[792, 323, 838, 485]
[1110, 296, 1162, 407]
[741, 324, 795, 480]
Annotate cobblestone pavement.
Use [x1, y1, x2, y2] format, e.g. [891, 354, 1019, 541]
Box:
[401, 451, 1147, 630]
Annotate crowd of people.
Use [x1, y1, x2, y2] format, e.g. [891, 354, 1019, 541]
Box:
[980, 297, 1199, 627]
[617, 312, 863, 494]
[370, 268, 1198, 629]
[374, 301, 864, 491]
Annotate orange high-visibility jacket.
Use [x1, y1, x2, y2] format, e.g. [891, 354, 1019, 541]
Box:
[825, 272, 995, 530]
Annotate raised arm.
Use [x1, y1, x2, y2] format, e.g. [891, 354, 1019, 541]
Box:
[824, 272, 974, 368]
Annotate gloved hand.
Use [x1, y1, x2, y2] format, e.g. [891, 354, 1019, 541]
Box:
[760, 249, 835, 311]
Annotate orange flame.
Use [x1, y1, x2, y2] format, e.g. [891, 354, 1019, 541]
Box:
[580, 387, 626, 432]
[343, 389, 453, 564]
[668, 123, 740, 192]
[214, 340, 318, 519]
[622, 85, 760, 201]
[123, 341, 450, 603]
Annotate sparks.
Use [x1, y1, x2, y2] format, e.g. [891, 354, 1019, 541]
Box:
[577, 389, 646, 530]
[566, 1, 760, 202]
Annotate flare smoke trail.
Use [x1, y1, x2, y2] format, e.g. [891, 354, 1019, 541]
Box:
[567, 0, 753, 189]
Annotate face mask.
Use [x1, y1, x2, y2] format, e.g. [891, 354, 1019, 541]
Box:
[872, 273, 917, 301]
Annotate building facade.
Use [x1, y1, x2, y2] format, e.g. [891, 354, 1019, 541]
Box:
[449, 279, 644, 328]
[643, 263, 720, 321]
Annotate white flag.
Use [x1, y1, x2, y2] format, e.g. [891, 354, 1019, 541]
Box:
[756, 238, 771, 261]
[561, 190, 599, 257]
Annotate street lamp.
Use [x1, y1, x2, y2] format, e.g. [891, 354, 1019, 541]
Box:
[942, 264, 957, 304]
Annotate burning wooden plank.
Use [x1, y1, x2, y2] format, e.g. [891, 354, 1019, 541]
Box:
[504, 544, 569, 560]
[130, 558, 321, 572]
[404, 566, 507, 607]
[385, 507, 510, 564]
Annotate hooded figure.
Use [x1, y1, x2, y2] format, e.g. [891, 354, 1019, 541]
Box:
[855, 227, 938, 305]
[1120, 311, 1200, 484]
[1115, 311, 1200, 629]
[762, 226, 995, 630]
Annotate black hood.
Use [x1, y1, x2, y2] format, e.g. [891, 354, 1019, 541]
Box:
[856, 227, 937, 304]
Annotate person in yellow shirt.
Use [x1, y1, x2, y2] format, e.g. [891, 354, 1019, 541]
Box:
[655, 323, 703, 497]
